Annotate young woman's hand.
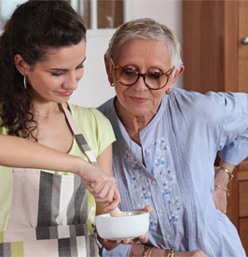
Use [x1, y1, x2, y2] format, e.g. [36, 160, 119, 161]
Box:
[76, 161, 121, 212]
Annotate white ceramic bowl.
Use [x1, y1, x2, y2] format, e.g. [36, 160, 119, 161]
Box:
[95, 210, 149, 240]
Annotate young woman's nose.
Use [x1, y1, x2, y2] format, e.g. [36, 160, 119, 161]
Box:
[63, 72, 80, 90]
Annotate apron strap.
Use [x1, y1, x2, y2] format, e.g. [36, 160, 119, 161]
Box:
[60, 103, 99, 167]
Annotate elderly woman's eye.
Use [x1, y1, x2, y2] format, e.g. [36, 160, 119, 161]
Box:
[149, 71, 164, 80]
[122, 67, 137, 77]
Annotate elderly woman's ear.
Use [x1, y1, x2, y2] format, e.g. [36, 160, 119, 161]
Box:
[104, 54, 114, 86]
[165, 65, 184, 94]
[171, 65, 185, 84]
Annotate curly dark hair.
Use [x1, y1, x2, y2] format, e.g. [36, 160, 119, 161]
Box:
[0, 0, 86, 139]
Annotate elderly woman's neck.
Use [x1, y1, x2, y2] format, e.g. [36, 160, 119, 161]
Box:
[114, 98, 155, 144]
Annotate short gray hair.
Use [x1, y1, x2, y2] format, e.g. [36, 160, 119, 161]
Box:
[106, 18, 183, 71]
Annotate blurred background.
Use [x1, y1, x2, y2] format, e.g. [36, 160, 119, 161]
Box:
[0, 0, 183, 107]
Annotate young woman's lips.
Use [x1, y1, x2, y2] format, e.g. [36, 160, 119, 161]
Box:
[57, 91, 73, 97]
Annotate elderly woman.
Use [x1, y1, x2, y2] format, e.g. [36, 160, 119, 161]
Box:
[98, 18, 248, 257]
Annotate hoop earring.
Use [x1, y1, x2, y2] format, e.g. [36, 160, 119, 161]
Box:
[110, 83, 114, 87]
[23, 75, 27, 90]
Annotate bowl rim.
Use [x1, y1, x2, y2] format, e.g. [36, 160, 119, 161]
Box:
[96, 210, 149, 219]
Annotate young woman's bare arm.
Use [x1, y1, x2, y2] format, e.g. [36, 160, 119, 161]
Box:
[0, 135, 120, 211]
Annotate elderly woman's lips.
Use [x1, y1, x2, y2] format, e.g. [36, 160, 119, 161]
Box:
[130, 96, 147, 103]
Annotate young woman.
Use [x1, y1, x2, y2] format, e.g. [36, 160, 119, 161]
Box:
[0, 1, 120, 256]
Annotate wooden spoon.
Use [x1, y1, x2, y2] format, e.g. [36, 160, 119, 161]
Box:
[109, 207, 127, 217]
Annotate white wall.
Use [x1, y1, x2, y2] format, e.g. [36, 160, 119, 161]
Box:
[70, 0, 182, 107]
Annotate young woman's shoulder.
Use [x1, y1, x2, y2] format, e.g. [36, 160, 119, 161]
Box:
[68, 103, 115, 156]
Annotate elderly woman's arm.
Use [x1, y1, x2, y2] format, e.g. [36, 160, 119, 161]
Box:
[214, 128, 248, 212]
[213, 161, 235, 213]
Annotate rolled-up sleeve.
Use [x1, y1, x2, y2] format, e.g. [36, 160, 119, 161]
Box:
[217, 92, 248, 164]
[219, 128, 248, 165]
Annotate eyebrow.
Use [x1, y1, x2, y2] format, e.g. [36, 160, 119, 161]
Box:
[49, 57, 87, 72]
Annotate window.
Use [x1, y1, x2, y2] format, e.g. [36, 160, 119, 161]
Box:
[0, 0, 124, 30]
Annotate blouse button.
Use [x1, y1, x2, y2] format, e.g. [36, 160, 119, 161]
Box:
[145, 148, 150, 154]
[152, 180, 157, 186]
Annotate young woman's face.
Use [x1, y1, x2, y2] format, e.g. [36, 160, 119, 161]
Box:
[26, 40, 86, 103]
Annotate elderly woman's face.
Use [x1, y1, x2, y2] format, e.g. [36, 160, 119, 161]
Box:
[112, 38, 175, 118]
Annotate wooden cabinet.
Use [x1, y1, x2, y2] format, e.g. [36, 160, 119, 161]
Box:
[183, 0, 248, 254]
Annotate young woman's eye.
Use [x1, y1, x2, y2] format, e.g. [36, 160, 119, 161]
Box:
[51, 72, 64, 76]
[76, 64, 84, 70]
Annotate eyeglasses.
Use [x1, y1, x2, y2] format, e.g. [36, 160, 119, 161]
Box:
[113, 64, 174, 90]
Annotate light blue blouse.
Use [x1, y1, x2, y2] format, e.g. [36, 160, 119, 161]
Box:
[98, 88, 248, 257]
